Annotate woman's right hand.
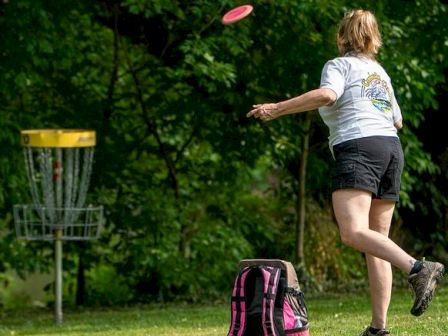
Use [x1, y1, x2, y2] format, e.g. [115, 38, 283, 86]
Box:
[247, 103, 279, 121]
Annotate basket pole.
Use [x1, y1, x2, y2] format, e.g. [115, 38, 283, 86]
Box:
[55, 228, 63, 324]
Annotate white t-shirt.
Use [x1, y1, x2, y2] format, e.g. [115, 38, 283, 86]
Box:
[318, 56, 402, 147]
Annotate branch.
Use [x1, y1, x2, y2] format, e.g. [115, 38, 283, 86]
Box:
[104, 4, 120, 123]
[123, 42, 180, 199]
[174, 128, 197, 165]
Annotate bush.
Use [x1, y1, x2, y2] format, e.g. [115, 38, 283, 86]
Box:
[84, 264, 133, 306]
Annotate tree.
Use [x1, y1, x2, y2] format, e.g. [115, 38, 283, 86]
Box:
[0, 0, 447, 306]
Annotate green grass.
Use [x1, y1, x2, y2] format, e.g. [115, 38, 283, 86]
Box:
[0, 287, 447, 335]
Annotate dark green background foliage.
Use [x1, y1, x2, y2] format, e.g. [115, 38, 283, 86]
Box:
[0, 0, 447, 305]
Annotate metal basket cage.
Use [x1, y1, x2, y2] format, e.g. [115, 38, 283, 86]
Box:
[14, 205, 103, 241]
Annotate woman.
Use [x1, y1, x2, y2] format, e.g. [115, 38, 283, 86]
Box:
[247, 9, 444, 336]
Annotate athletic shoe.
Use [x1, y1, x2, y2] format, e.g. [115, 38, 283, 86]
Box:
[360, 327, 390, 335]
[408, 259, 445, 316]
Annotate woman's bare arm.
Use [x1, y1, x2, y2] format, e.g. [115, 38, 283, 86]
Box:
[247, 88, 337, 121]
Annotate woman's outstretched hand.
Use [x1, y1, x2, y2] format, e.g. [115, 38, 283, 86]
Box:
[247, 103, 279, 121]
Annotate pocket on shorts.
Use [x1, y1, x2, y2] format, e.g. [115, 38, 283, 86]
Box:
[332, 161, 355, 176]
[331, 161, 355, 187]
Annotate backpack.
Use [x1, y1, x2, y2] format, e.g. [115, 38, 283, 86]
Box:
[227, 259, 310, 336]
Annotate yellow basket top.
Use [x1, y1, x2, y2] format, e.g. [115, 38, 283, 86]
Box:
[21, 129, 96, 148]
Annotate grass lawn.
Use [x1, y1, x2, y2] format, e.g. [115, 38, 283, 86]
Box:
[0, 287, 447, 335]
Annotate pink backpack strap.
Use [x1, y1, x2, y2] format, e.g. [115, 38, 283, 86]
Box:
[227, 267, 251, 336]
[261, 266, 281, 336]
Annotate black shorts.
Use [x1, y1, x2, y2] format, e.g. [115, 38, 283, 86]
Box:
[331, 136, 404, 201]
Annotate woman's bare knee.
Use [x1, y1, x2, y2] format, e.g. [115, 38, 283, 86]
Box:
[339, 228, 362, 248]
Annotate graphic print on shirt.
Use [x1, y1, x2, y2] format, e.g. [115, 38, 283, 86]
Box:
[361, 73, 392, 113]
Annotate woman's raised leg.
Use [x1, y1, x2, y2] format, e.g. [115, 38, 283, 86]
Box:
[332, 189, 415, 273]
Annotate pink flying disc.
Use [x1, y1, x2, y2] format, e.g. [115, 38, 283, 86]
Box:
[222, 5, 253, 25]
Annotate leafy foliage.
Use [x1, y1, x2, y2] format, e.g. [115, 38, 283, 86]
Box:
[0, 0, 447, 305]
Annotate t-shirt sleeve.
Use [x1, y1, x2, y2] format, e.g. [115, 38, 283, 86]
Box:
[392, 83, 403, 124]
[391, 93, 402, 123]
[320, 59, 346, 99]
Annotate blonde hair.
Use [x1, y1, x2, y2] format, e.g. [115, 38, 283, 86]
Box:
[337, 10, 382, 58]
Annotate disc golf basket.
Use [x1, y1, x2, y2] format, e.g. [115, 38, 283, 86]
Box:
[13, 129, 103, 324]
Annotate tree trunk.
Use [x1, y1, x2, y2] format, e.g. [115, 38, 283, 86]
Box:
[295, 113, 311, 266]
[125, 44, 196, 256]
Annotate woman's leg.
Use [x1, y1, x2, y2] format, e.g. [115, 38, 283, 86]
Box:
[332, 189, 415, 273]
[333, 188, 445, 321]
[366, 198, 395, 329]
